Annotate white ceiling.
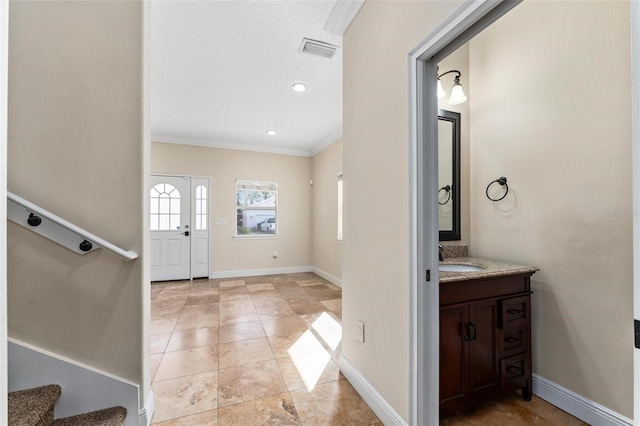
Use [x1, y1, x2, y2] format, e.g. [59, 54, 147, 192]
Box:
[150, 0, 351, 156]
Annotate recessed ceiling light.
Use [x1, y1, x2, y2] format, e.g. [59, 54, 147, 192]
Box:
[266, 129, 277, 136]
[291, 82, 307, 92]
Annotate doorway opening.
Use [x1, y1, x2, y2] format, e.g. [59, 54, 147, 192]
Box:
[408, 1, 522, 424]
[412, 1, 640, 425]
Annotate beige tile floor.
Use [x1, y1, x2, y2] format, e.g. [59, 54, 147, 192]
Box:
[149, 273, 381, 425]
[150, 272, 587, 426]
[440, 391, 588, 425]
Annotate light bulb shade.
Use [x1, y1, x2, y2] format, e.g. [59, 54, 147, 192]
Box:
[437, 79, 446, 99]
[448, 83, 467, 105]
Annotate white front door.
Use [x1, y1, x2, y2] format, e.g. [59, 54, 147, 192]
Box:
[150, 175, 191, 281]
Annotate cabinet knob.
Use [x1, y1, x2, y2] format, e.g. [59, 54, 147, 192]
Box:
[506, 365, 523, 376]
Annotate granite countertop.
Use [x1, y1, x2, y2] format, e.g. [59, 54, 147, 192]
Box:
[439, 256, 539, 283]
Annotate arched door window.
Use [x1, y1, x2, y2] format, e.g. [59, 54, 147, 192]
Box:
[150, 183, 181, 230]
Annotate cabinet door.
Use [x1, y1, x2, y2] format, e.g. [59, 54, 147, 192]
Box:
[468, 300, 499, 398]
[440, 304, 469, 410]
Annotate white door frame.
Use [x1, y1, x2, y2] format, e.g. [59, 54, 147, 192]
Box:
[1, 0, 9, 423]
[151, 173, 212, 280]
[408, 1, 521, 424]
[632, 0, 640, 421]
[410, 1, 640, 423]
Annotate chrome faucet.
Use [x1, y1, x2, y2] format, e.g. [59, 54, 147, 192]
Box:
[439, 244, 444, 262]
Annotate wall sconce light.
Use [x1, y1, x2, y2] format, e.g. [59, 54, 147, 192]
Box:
[437, 70, 467, 105]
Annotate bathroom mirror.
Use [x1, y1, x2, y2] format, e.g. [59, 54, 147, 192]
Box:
[438, 109, 461, 241]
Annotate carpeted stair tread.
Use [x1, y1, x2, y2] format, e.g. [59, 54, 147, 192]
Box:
[8, 384, 62, 426]
[49, 406, 127, 426]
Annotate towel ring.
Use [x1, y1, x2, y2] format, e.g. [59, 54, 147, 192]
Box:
[486, 177, 508, 201]
[438, 185, 451, 205]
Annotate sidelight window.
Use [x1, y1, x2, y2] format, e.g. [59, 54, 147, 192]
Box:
[195, 185, 207, 231]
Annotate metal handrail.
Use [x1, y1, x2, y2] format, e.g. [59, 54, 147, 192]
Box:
[7, 191, 138, 261]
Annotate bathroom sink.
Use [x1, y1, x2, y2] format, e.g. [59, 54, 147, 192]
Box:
[439, 263, 484, 273]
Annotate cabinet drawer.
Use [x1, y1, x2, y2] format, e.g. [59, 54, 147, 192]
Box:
[499, 327, 528, 358]
[440, 275, 531, 306]
[500, 353, 529, 391]
[499, 296, 529, 330]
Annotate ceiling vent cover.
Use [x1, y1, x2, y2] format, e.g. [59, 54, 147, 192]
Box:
[299, 38, 339, 59]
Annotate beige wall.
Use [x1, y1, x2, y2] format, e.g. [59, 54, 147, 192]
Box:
[469, 1, 632, 417]
[311, 139, 343, 282]
[438, 45, 470, 246]
[1, 1, 7, 422]
[8, 0, 145, 390]
[343, 1, 464, 420]
[151, 142, 312, 274]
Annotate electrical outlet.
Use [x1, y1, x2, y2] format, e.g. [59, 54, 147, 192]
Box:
[357, 320, 365, 343]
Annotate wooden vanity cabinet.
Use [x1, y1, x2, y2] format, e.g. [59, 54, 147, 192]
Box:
[439, 273, 534, 418]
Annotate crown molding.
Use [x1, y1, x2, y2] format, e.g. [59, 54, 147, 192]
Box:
[153, 128, 344, 158]
[309, 126, 343, 157]
[151, 135, 313, 157]
[324, 0, 366, 36]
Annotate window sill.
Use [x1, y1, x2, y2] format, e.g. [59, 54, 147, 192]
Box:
[233, 235, 280, 240]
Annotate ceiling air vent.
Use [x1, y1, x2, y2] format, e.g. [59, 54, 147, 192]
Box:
[299, 38, 339, 59]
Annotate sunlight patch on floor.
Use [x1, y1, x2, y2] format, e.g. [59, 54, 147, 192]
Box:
[288, 329, 331, 391]
[288, 312, 343, 391]
[311, 311, 342, 350]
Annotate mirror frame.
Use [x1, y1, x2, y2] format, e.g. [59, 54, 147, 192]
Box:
[438, 109, 461, 241]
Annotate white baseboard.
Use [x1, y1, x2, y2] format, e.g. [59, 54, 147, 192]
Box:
[210, 266, 312, 279]
[210, 266, 343, 289]
[8, 339, 140, 426]
[311, 267, 343, 288]
[339, 355, 407, 425]
[335, 367, 634, 425]
[533, 374, 633, 426]
[138, 390, 154, 426]
[336, 359, 634, 426]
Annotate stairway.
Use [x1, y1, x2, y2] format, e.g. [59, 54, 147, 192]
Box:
[8, 385, 127, 426]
